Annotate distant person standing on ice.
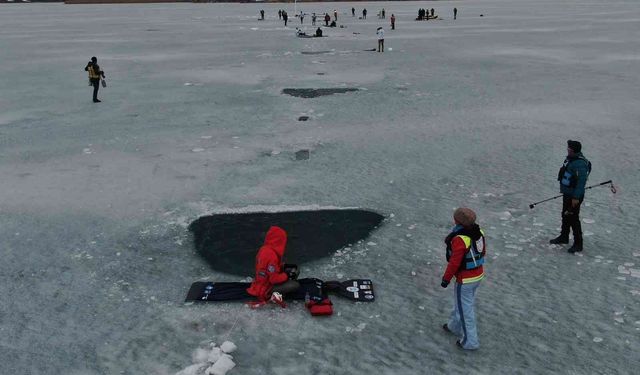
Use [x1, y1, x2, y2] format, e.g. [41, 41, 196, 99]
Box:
[312, 13, 316, 26]
[247, 226, 300, 304]
[283, 11, 288, 26]
[549, 140, 591, 253]
[84, 56, 105, 103]
[260, 9, 264, 20]
[390, 14, 396, 30]
[362, 8, 367, 19]
[454, 7, 458, 20]
[441, 208, 486, 350]
[278, 9, 282, 20]
[352, 7, 355, 17]
[299, 11, 304, 24]
[376, 27, 384, 52]
[333, 9, 338, 21]
[324, 13, 330, 26]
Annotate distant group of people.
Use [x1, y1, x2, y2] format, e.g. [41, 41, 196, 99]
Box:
[277, 9, 289, 26]
[417, 8, 435, 20]
[417, 7, 458, 20]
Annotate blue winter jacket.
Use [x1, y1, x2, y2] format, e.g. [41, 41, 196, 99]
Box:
[559, 152, 590, 198]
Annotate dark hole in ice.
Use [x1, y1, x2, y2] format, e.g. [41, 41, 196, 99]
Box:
[282, 88, 359, 98]
[295, 149, 310, 160]
[298, 116, 309, 121]
[188, 209, 384, 276]
[316, 72, 326, 75]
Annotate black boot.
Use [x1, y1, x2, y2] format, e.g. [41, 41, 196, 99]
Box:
[568, 236, 583, 253]
[567, 242, 583, 253]
[549, 235, 569, 245]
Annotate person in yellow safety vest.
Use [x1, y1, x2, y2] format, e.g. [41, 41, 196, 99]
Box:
[441, 208, 486, 350]
[84, 56, 105, 103]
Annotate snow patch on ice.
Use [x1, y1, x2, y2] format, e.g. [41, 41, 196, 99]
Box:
[593, 337, 603, 343]
[177, 342, 237, 375]
[582, 218, 595, 224]
[346, 323, 367, 333]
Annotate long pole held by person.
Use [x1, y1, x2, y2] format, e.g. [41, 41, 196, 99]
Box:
[529, 180, 616, 209]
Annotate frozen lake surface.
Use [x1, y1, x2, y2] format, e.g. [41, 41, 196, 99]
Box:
[1, 1, 639, 374]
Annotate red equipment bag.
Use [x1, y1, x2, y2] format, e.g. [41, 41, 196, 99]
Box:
[306, 298, 333, 316]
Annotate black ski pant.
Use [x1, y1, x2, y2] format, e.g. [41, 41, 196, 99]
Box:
[561, 195, 583, 245]
[272, 280, 300, 295]
[91, 78, 100, 101]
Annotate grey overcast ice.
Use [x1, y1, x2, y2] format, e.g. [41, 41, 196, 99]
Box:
[1, 0, 639, 374]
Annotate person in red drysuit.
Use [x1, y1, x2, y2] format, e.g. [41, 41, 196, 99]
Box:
[247, 226, 300, 301]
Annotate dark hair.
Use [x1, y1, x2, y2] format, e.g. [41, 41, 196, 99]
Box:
[91, 56, 97, 62]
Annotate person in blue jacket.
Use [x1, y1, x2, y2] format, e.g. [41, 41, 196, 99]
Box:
[550, 140, 591, 253]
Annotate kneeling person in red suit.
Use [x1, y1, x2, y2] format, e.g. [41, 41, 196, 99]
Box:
[247, 226, 300, 304]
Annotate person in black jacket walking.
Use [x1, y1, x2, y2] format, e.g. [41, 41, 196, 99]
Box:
[84, 56, 105, 103]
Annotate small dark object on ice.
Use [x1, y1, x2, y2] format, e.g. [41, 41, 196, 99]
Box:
[295, 149, 310, 160]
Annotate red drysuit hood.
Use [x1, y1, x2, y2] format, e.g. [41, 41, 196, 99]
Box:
[263, 226, 287, 257]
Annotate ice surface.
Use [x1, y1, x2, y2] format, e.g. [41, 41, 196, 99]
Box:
[1, 1, 640, 374]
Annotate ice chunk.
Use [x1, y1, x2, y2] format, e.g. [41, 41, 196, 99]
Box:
[192, 348, 210, 363]
[206, 354, 236, 375]
[498, 211, 512, 221]
[207, 347, 223, 363]
[582, 218, 595, 224]
[176, 363, 208, 375]
[220, 341, 237, 354]
[593, 337, 603, 343]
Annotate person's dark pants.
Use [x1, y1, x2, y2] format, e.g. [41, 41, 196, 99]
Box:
[284, 19, 287, 26]
[378, 39, 384, 52]
[391, 22, 395, 30]
[561, 195, 583, 245]
[272, 280, 300, 295]
[325, 20, 328, 26]
[91, 78, 100, 101]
